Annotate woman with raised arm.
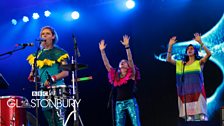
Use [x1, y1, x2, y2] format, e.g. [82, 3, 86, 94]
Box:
[99, 35, 141, 126]
[166, 33, 211, 121]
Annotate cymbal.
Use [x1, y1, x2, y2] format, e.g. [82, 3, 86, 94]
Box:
[60, 63, 88, 71]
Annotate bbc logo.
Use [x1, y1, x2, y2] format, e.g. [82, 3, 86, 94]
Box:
[32, 91, 48, 96]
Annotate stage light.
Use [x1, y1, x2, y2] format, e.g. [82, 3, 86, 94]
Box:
[71, 11, 80, 20]
[32, 13, 39, 19]
[11, 19, 17, 25]
[126, 0, 135, 9]
[44, 10, 51, 17]
[22, 16, 29, 22]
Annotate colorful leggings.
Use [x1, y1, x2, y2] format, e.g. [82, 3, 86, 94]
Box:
[115, 98, 141, 126]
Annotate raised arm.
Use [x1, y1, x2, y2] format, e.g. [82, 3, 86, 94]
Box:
[120, 35, 135, 76]
[193, 33, 212, 65]
[166, 36, 177, 65]
[99, 39, 112, 72]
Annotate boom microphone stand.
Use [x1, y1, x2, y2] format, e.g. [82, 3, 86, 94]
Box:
[0, 45, 29, 57]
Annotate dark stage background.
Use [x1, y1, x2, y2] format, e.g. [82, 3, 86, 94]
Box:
[0, 0, 224, 126]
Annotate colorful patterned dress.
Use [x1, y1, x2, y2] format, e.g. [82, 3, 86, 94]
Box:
[176, 60, 207, 118]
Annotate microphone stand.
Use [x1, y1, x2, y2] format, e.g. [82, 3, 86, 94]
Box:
[33, 42, 42, 126]
[64, 34, 84, 126]
[46, 71, 56, 126]
[107, 86, 115, 126]
[181, 62, 188, 124]
[0, 46, 27, 57]
[107, 69, 117, 126]
[73, 34, 83, 126]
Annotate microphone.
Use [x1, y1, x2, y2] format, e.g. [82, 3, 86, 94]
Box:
[35, 38, 46, 42]
[72, 34, 80, 57]
[15, 43, 34, 47]
[182, 54, 188, 65]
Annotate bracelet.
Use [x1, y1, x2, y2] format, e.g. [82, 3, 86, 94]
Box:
[125, 46, 130, 49]
[51, 75, 57, 82]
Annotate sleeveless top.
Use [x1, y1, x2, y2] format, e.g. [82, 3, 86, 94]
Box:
[108, 66, 140, 101]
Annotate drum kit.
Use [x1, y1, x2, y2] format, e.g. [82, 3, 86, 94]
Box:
[0, 35, 90, 126]
[0, 63, 88, 126]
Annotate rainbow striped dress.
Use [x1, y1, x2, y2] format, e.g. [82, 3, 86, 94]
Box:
[176, 60, 207, 118]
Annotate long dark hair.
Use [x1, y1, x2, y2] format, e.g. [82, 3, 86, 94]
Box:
[183, 44, 201, 62]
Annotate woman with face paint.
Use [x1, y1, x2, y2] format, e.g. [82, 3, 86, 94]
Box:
[99, 35, 141, 126]
[166, 33, 212, 121]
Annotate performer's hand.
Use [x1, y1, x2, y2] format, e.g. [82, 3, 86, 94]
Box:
[193, 33, 202, 44]
[169, 36, 177, 47]
[99, 40, 106, 51]
[120, 35, 130, 47]
[28, 75, 34, 82]
[28, 73, 40, 82]
[44, 80, 50, 87]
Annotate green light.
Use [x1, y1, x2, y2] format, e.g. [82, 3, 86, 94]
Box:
[78, 76, 92, 81]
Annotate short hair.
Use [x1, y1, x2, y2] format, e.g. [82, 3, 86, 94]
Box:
[40, 26, 58, 44]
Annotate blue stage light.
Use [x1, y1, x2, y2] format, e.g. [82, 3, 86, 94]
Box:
[32, 13, 40, 19]
[11, 19, 17, 25]
[22, 16, 29, 22]
[71, 11, 80, 20]
[44, 10, 51, 17]
[126, 0, 135, 9]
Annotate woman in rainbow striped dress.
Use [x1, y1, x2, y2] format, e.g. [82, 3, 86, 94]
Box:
[166, 33, 211, 121]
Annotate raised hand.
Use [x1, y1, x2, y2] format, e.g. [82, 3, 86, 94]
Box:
[120, 35, 130, 47]
[99, 39, 107, 51]
[167, 36, 177, 65]
[169, 36, 177, 47]
[194, 33, 202, 44]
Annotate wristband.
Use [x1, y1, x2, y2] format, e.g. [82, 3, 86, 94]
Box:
[200, 43, 204, 51]
[125, 46, 130, 49]
[51, 75, 57, 82]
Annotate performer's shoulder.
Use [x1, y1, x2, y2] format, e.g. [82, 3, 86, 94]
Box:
[54, 46, 68, 54]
